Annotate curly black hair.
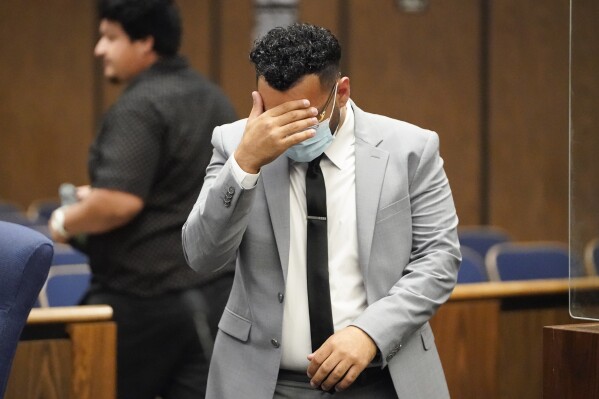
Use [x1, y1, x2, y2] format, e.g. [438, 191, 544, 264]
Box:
[249, 23, 341, 91]
[98, 0, 181, 57]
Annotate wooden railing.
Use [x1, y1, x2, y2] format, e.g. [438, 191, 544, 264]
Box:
[6, 305, 116, 399]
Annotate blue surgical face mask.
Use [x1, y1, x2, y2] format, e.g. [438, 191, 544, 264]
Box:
[285, 83, 338, 163]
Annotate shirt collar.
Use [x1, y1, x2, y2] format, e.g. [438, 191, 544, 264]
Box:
[127, 55, 188, 89]
[324, 100, 355, 170]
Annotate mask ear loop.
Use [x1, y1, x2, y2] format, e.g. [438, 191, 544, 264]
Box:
[327, 82, 339, 135]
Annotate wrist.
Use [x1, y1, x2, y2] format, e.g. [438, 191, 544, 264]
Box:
[50, 206, 70, 240]
[234, 150, 260, 174]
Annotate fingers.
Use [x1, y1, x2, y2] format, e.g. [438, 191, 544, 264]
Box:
[262, 105, 318, 138]
[328, 365, 361, 392]
[284, 127, 316, 146]
[307, 345, 342, 388]
[247, 92, 317, 139]
[249, 93, 316, 122]
[315, 357, 345, 391]
[306, 346, 331, 380]
[277, 109, 318, 132]
[248, 91, 264, 120]
[268, 98, 312, 117]
[306, 327, 378, 392]
[308, 353, 361, 392]
[261, 98, 318, 129]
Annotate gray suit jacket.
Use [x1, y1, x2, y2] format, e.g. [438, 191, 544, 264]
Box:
[183, 101, 461, 399]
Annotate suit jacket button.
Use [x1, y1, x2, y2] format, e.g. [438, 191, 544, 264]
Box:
[278, 293, 284, 303]
[228, 187, 235, 194]
[271, 338, 280, 348]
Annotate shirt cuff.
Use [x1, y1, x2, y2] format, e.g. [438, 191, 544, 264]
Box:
[230, 155, 260, 189]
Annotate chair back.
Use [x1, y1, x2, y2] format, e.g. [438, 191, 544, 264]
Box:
[0, 222, 53, 396]
[584, 237, 599, 276]
[459, 226, 511, 259]
[457, 247, 488, 283]
[51, 244, 88, 266]
[0, 211, 35, 227]
[486, 242, 569, 281]
[38, 265, 92, 307]
[0, 201, 21, 214]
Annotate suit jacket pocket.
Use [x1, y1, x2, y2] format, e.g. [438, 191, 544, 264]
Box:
[218, 307, 252, 342]
[376, 195, 411, 223]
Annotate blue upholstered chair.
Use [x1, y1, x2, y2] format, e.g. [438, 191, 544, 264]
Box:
[458, 226, 511, 260]
[37, 264, 92, 307]
[457, 246, 488, 284]
[584, 237, 599, 276]
[485, 242, 570, 281]
[51, 243, 89, 266]
[0, 222, 53, 396]
[0, 201, 21, 213]
[37, 244, 91, 307]
[0, 211, 35, 227]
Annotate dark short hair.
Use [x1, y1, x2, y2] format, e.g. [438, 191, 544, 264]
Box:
[249, 23, 341, 91]
[98, 0, 181, 57]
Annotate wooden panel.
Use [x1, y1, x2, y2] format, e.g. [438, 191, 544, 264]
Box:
[67, 322, 116, 399]
[298, 0, 342, 37]
[488, 0, 570, 241]
[346, 0, 482, 226]
[570, 0, 599, 274]
[543, 324, 599, 399]
[6, 340, 72, 398]
[0, 0, 95, 208]
[497, 305, 572, 398]
[218, 0, 256, 117]
[178, 0, 212, 76]
[7, 307, 116, 399]
[6, 321, 116, 399]
[431, 300, 500, 398]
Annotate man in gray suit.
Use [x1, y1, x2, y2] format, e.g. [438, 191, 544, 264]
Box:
[183, 23, 461, 398]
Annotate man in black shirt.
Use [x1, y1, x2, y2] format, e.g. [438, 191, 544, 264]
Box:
[48, 1, 237, 397]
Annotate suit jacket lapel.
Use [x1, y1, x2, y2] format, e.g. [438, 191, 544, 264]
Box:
[262, 155, 291, 281]
[353, 104, 388, 279]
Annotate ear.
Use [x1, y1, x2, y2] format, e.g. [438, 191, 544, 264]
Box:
[336, 76, 351, 108]
[136, 36, 155, 55]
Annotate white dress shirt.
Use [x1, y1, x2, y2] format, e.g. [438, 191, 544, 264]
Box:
[231, 103, 367, 371]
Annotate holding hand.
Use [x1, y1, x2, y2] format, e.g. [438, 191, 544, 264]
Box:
[306, 326, 378, 392]
[234, 91, 319, 173]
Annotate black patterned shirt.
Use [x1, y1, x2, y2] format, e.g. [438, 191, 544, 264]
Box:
[86, 56, 236, 297]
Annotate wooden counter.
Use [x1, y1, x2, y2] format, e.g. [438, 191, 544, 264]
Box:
[543, 323, 599, 399]
[5, 305, 116, 399]
[430, 278, 599, 399]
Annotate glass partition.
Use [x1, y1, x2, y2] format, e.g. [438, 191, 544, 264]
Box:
[569, 0, 599, 320]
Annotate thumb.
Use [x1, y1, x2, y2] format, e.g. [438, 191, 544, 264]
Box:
[248, 91, 264, 120]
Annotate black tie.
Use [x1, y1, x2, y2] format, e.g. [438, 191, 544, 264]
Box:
[305, 155, 334, 352]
